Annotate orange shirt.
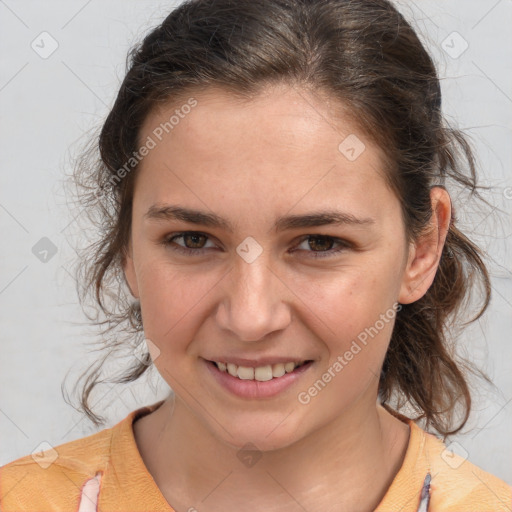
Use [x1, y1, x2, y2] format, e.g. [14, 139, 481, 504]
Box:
[1, 400, 510, 511]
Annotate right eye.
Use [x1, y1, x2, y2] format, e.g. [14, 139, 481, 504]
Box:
[162, 231, 218, 255]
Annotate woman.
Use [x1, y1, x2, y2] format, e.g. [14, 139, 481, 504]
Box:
[1, 0, 510, 510]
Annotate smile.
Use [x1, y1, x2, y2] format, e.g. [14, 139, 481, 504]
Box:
[203, 359, 314, 399]
[213, 360, 310, 381]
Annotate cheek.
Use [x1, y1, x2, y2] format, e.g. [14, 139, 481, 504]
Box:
[293, 271, 399, 412]
[135, 263, 218, 354]
[288, 263, 399, 390]
[290, 261, 399, 338]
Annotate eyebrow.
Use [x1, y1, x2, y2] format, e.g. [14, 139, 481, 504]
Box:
[144, 204, 375, 233]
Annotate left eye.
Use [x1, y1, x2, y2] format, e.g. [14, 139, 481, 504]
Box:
[162, 231, 350, 258]
[293, 235, 351, 258]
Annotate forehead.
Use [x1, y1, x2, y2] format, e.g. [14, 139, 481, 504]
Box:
[142, 84, 369, 151]
[134, 84, 394, 218]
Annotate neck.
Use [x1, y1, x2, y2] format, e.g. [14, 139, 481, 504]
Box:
[134, 395, 410, 512]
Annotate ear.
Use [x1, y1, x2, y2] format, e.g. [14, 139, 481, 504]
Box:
[122, 237, 140, 299]
[398, 186, 452, 304]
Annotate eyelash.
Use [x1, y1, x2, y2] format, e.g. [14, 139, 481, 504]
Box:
[161, 231, 351, 259]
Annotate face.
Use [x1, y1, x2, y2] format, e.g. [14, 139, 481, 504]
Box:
[123, 84, 431, 451]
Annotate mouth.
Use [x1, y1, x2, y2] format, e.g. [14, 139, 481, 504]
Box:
[209, 359, 313, 381]
[203, 358, 314, 399]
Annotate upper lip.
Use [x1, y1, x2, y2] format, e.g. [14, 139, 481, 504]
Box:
[204, 356, 312, 367]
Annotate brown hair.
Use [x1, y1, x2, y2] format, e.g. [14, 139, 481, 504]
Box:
[65, 0, 493, 437]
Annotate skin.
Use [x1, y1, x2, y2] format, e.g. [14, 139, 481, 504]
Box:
[123, 83, 451, 512]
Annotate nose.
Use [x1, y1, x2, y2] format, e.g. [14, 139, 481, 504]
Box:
[215, 251, 292, 342]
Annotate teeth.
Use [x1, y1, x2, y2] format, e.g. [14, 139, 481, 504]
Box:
[227, 363, 238, 377]
[272, 363, 286, 378]
[214, 360, 306, 381]
[254, 365, 273, 381]
[284, 362, 295, 373]
[237, 366, 254, 380]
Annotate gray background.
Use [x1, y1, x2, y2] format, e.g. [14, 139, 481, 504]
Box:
[1, 0, 511, 484]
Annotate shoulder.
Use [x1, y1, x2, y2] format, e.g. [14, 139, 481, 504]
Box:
[0, 417, 118, 510]
[418, 423, 512, 511]
[0, 402, 165, 511]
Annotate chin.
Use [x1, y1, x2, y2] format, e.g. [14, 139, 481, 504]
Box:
[213, 416, 306, 453]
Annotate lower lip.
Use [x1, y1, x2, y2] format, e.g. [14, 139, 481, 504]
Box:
[203, 359, 314, 399]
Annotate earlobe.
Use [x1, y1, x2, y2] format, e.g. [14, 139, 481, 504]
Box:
[398, 187, 452, 304]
